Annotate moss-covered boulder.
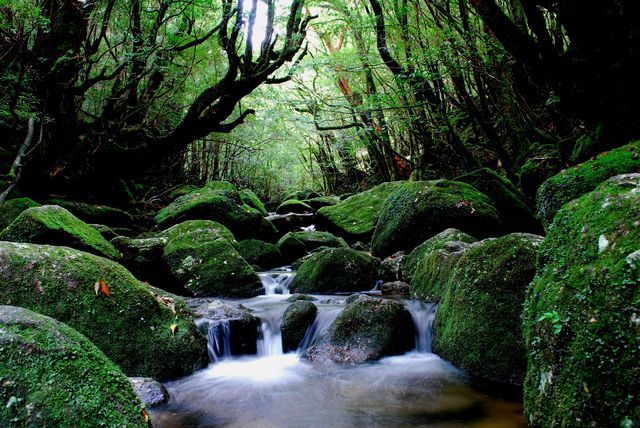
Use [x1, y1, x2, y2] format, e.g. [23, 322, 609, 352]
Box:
[281, 301, 318, 351]
[277, 230, 348, 263]
[46, 198, 135, 228]
[303, 196, 340, 210]
[371, 180, 502, 257]
[156, 219, 235, 243]
[455, 168, 540, 233]
[239, 189, 268, 216]
[0, 198, 40, 231]
[291, 248, 380, 294]
[0, 205, 121, 259]
[155, 183, 263, 239]
[111, 236, 172, 289]
[163, 231, 262, 297]
[536, 141, 640, 229]
[518, 155, 563, 199]
[0, 306, 150, 427]
[0, 242, 207, 380]
[268, 213, 315, 236]
[282, 189, 321, 202]
[401, 228, 476, 282]
[317, 181, 406, 241]
[523, 174, 640, 427]
[236, 239, 281, 270]
[305, 298, 415, 363]
[411, 240, 475, 302]
[91, 223, 118, 241]
[381, 281, 410, 295]
[433, 233, 542, 389]
[275, 199, 313, 215]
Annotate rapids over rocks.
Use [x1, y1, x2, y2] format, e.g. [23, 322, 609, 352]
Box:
[150, 270, 525, 427]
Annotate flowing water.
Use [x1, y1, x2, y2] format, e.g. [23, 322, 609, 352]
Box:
[151, 272, 525, 427]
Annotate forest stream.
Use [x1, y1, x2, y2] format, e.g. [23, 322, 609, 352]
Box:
[151, 271, 526, 428]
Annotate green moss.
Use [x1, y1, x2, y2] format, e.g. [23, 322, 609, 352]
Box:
[434, 233, 542, 388]
[239, 189, 268, 216]
[0, 242, 207, 380]
[0, 205, 121, 260]
[455, 168, 540, 233]
[91, 223, 118, 241]
[275, 199, 313, 214]
[518, 156, 562, 199]
[281, 301, 317, 351]
[410, 242, 472, 302]
[523, 174, 640, 427]
[306, 299, 415, 363]
[291, 248, 379, 294]
[169, 184, 200, 199]
[536, 140, 640, 229]
[236, 239, 281, 269]
[46, 198, 134, 228]
[371, 180, 502, 257]
[0, 306, 151, 427]
[303, 196, 340, 210]
[277, 230, 348, 263]
[282, 189, 321, 202]
[155, 184, 263, 239]
[401, 228, 476, 282]
[156, 219, 235, 243]
[317, 181, 406, 241]
[163, 232, 262, 297]
[111, 236, 170, 286]
[0, 197, 40, 231]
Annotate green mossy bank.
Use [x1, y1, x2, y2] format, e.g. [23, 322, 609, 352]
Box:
[0, 205, 121, 260]
[524, 174, 640, 427]
[371, 180, 502, 257]
[434, 233, 542, 388]
[0, 305, 150, 427]
[0, 242, 207, 380]
[536, 140, 640, 229]
[0, 198, 40, 231]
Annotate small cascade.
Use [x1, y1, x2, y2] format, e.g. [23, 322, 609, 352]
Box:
[405, 300, 438, 353]
[297, 308, 343, 353]
[257, 311, 284, 356]
[203, 320, 232, 362]
[259, 269, 295, 295]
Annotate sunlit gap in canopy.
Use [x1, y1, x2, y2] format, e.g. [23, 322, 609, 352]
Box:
[242, 0, 275, 52]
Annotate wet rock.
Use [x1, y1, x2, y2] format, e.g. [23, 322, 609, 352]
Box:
[524, 174, 640, 427]
[379, 251, 405, 281]
[345, 293, 374, 304]
[282, 301, 318, 351]
[381, 281, 410, 295]
[0, 205, 121, 259]
[291, 248, 380, 294]
[91, 223, 118, 241]
[371, 180, 502, 257]
[285, 293, 317, 302]
[305, 298, 415, 363]
[0, 306, 150, 427]
[236, 239, 281, 269]
[0, 241, 208, 380]
[276, 199, 314, 214]
[303, 196, 340, 210]
[277, 230, 348, 263]
[129, 377, 169, 407]
[268, 212, 316, 236]
[111, 236, 171, 287]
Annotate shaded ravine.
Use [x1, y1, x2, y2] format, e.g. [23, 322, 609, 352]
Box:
[151, 272, 525, 427]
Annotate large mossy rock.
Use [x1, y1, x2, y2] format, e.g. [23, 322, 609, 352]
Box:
[277, 230, 348, 263]
[291, 248, 380, 294]
[236, 239, 281, 270]
[433, 233, 542, 388]
[400, 228, 476, 282]
[455, 168, 540, 233]
[536, 141, 640, 229]
[0, 306, 150, 427]
[111, 236, 171, 287]
[317, 181, 405, 241]
[281, 189, 321, 202]
[163, 231, 262, 297]
[303, 196, 340, 210]
[281, 301, 318, 351]
[0, 242, 207, 380]
[0, 205, 121, 260]
[275, 199, 314, 214]
[46, 198, 134, 228]
[305, 298, 415, 363]
[371, 180, 502, 257]
[155, 182, 263, 239]
[156, 219, 235, 243]
[0, 198, 40, 231]
[239, 189, 268, 216]
[523, 174, 640, 427]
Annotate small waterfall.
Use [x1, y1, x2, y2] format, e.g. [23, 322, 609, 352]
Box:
[202, 320, 232, 362]
[297, 308, 343, 353]
[405, 300, 437, 353]
[259, 270, 295, 295]
[257, 311, 284, 356]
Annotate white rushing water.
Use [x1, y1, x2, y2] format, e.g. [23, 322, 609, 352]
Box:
[259, 269, 294, 295]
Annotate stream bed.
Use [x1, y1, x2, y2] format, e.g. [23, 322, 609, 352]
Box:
[150, 271, 526, 428]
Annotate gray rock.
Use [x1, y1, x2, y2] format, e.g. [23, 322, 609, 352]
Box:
[129, 377, 169, 407]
